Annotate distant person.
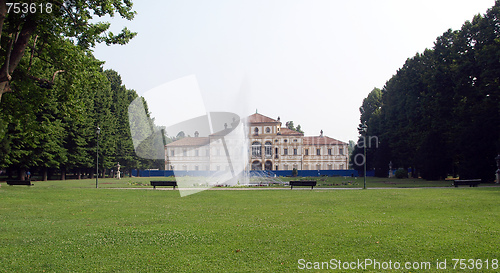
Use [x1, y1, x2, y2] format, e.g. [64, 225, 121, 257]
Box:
[26, 171, 31, 180]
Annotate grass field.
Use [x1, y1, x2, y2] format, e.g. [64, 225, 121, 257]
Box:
[1, 178, 499, 272]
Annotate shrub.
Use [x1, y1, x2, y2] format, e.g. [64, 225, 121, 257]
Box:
[292, 168, 298, 177]
[395, 168, 407, 179]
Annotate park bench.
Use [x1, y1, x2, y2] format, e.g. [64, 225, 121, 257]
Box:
[150, 181, 177, 189]
[290, 180, 316, 190]
[6, 180, 33, 186]
[452, 179, 481, 187]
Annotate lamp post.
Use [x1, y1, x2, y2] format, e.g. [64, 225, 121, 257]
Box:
[361, 123, 368, 189]
[96, 126, 100, 188]
[495, 154, 500, 184]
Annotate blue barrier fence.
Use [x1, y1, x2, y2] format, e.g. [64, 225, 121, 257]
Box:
[132, 169, 364, 177]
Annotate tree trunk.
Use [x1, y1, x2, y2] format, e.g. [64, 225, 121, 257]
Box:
[42, 168, 48, 181]
[77, 169, 81, 180]
[61, 168, 66, 180]
[0, 14, 37, 101]
[18, 169, 25, 180]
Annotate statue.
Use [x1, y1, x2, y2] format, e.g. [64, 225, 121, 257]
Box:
[495, 155, 500, 184]
[116, 163, 121, 179]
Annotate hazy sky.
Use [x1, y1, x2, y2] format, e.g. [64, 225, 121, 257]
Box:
[93, 0, 495, 143]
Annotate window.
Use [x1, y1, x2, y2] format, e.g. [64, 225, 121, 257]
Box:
[284, 139, 288, 143]
[293, 139, 297, 142]
[317, 149, 321, 156]
[328, 164, 333, 170]
[328, 148, 332, 155]
[293, 148, 297, 155]
[252, 142, 261, 157]
[316, 164, 321, 170]
[266, 127, 271, 133]
[170, 165, 174, 170]
[265, 141, 272, 157]
[284, 164, 288, 170]
[254, 127, 259, 135]
[284, 148, 288, 155]
[305, 149, 309, 155]
[339, 148, 344, 155]
[339, 164, 344, 170]
[171, 150, 175, 157]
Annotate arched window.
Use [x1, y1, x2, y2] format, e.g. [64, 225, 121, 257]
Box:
[252, 160, 262, 170]
[265, 141, 272, 157]
[254, 127, 259, 135]
[252, 141, 261, 158]
[265, 160, 272, 170]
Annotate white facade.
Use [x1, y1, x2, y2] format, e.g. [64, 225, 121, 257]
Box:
[165, 113, 349, 171]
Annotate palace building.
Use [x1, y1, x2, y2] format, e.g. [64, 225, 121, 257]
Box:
[164, 112, 349, 172]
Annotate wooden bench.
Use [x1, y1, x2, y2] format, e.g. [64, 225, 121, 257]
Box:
[290, 180, 316, 190]
[6, 180, 33, 186]
[150, 181, 177, 189]
[452, 179, 481, 187]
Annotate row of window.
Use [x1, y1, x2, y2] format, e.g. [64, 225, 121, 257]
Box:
[169, 146, 344, 157]
[250, 161, 345, 171]
[251, 142, 344, 157]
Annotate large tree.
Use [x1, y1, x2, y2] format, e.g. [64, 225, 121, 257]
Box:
[356, 1, 500, 181]
[0, 0, 136, 101]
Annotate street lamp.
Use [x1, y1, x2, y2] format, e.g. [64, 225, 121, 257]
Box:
[96, 126, 100, 188]
[361, 123, 368, 189]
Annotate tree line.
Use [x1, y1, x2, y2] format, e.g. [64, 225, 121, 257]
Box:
[352, 1, 500, 182]
[0, 1, 162, 180]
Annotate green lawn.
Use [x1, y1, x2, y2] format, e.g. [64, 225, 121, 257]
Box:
[0, 180, 499, 272]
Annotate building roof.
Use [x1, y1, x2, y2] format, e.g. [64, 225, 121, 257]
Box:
[303, 136, 347, 145]
[279, 127, 304, 136]
[165, 137, 210, 147]
[247, 113, 279, 124]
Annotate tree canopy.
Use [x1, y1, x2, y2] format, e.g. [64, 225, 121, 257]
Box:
[353, 1, 500, 181]
[0, 1, 162, 180]
[0, 0, 137, 101]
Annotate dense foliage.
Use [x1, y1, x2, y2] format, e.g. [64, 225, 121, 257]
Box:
[0, 1, 161, 180]
[353, 1, 500, 181]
